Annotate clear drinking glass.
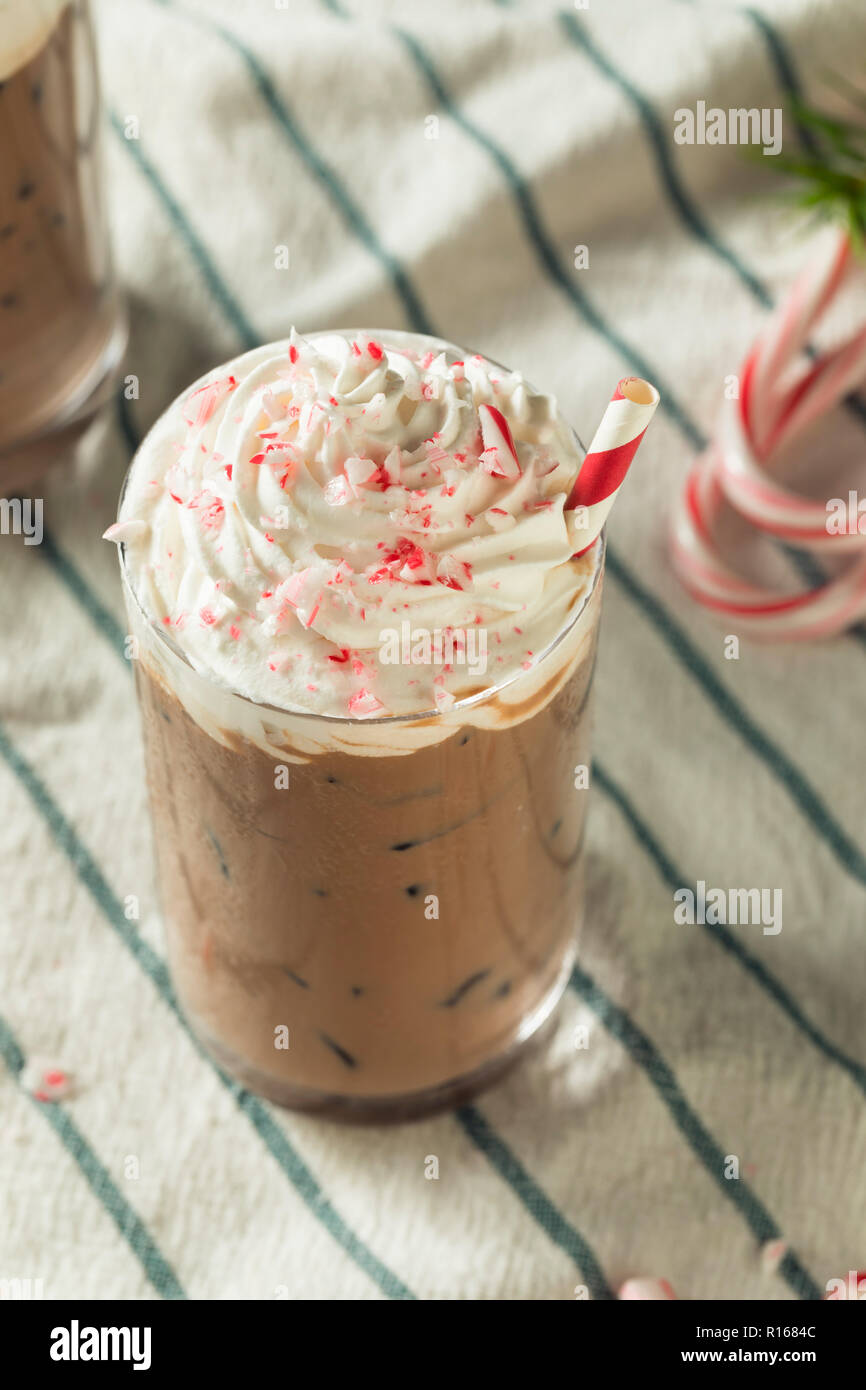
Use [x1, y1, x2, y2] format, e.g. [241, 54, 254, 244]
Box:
[119, 541, 604, 1122]
[0, 0, 126, 493]
[117, 335, 604, 1122]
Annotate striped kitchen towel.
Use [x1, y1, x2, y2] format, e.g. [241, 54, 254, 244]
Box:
[1, 0, 865, 1300]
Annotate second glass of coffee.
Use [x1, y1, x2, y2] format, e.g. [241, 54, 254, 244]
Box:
[0, 1, 125, 493]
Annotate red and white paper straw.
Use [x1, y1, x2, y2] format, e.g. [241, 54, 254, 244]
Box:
[566, 377, 660, 555]
[671, 228, 866, 640]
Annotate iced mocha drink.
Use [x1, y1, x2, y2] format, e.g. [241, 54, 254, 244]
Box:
[115, 331, 604, 1119]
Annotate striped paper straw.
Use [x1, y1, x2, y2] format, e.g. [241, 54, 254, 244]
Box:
[566, 377, 660, 555]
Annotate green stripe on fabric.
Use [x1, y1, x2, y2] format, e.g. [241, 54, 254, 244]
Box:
[152, 0, 433, 336]
[605, 549, 866, 889]
[0, 722, 415, 1302]
[0, 1014, 187, 1300]
[388, 21, 704, 450]
[559, 10, 771, 306]
[568, 965, 822, 1300]
[108, 111, 258, 351]
[227, 1088, 413, 1299]
[116, 387, 142, 460]
[742, 6, 809, 132]
[40, 528, 127, 658]
[594, 760, 866, 1096]
[455, 1106, 614, 1299]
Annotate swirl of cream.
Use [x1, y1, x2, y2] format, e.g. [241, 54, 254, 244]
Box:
[116, 329, 589, 717]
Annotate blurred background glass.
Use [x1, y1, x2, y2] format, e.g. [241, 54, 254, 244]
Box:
[0, 0, 125, 495]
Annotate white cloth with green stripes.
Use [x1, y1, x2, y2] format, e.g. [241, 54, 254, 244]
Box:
[2, 0, 864, 1301]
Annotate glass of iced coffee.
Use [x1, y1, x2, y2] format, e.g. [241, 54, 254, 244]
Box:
[112, 331, 604, 1121]
[0, 0, 126, 493]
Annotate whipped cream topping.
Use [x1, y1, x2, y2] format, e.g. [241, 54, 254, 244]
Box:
[117, 330, 591, 718]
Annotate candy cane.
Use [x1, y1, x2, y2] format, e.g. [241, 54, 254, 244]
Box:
[671, 228, 866, 640]
[748, 229, 852, 454]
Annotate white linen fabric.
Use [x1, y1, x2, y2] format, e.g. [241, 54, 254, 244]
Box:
[2, 0, 865, 1301]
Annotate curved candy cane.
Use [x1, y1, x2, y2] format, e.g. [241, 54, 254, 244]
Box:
[671, 229, 866, 640]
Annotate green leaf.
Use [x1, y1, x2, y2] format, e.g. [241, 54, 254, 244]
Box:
[754, 83, 866, 256]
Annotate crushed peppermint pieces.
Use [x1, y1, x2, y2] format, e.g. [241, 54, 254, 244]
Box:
[21, 1058, 73, 1103]
[348, 688, 386, 717]
[182, 374, 237, 429]
[117, 331, 584, 720]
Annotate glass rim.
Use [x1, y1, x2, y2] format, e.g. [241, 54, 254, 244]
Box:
[115, 329, 602, 729]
